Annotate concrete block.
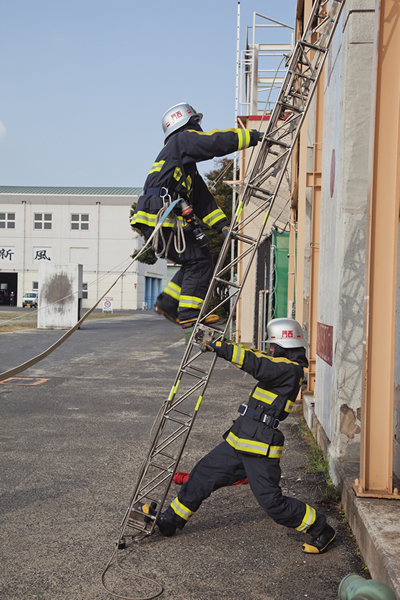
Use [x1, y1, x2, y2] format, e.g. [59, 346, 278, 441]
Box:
[336, 459, 400, 599]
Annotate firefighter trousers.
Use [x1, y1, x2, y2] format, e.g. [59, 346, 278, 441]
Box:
[149, 228, 213, 322]
[163, 440, 326, 537]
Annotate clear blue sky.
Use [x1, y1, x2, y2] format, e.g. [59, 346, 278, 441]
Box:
[0, 0, 296, 187]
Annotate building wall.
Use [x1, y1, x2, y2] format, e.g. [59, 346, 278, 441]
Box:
[395, 226, 400, 477]
[315, 1, 375, 461]
[0, 191, 167, 310]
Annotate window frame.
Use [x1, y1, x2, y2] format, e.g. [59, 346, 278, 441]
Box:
[71, 213, 89, 231]
[34, 213, 52, 230]
[0, 212, 16, 229]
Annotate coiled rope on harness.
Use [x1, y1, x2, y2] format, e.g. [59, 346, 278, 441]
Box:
[151, 192, 186, 258]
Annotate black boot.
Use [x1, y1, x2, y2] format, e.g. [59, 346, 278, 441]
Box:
[153, 299, 179, 324]
[302, 524, 336, 554]
[156, 514, 177, 537]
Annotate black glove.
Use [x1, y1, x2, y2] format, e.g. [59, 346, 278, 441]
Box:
[258, 131, 265, 143]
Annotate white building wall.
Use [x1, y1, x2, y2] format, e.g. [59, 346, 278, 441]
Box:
[0, 190, 167, 311]
[316, 2, 375, 461]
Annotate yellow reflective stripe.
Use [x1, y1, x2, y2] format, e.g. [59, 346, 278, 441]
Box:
[173, 167, 182, 182]
[149, 160, 165, 174]
[269, 445, 283, 459]
[296, 505, 316, 532]
[252, 387, 277, 405]
[237, 129, 251, 150]
[168, 379, 180, 402]
[203, 209, 226, 227]
[179, 296, 204, 309]
[235, 200, 243, 219]
[186, 128, 237, 136]
[164, 281, 181, 300]
[226, 432, 270, 455]
[172, 168, 192, 192]
[186, 127, 251, 147]
[232, 345, 245, 368]
[195, 395, 203, 411]
[284, 399, 295, 414]
[130, 211, 185, 229]
[130, 211, 157, 226]
[171, 498, 195, 521]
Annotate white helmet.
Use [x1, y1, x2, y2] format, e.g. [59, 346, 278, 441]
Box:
[161, 102, 203, 139]
[266, 318, 308, 348]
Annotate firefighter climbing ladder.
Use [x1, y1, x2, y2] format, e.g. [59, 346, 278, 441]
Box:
[118, 0, 345, 547]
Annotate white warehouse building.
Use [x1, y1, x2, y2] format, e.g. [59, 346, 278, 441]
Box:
[0, 187, 167, 311]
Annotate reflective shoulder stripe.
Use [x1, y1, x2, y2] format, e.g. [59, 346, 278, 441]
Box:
[185, 127, 251, 149]
[265, 355, 300, 366]
[186, 128, 232, 137]
[284, 399, 295, 414]
[149, 160, 165, 174]
[237, 129, 251, 151]
[171, 497, 195, 521]
[203, 208, 226, 227]
[296, 504, 316, 532]
[232, 344, 245, 369]
[252, 387, 277, 405]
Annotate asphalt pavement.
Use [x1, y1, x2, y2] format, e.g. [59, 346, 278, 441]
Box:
[0, 311, 368, 600]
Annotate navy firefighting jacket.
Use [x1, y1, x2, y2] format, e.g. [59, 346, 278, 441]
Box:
[131, 127, 259, 234]
[214, 340, 308, 457]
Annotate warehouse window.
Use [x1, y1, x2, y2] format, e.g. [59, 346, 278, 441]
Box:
[34, 213, 52, 230]
[82, 283, 88, 299]
[0, 212, 15, 229]
[71, 214, 89, 230]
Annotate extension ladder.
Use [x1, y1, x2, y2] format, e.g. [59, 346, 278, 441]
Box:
[118, 0, 345, 546]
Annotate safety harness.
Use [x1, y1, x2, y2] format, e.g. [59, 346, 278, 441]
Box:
[238, 403, 280, 429]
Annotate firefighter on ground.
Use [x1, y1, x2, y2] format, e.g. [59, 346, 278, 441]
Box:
[154, 318, 336, 554]
[130, 102, 262, 329]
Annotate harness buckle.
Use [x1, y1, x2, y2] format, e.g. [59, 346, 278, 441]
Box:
[238, 403, 249, 416]
[160, 187, 172, 206]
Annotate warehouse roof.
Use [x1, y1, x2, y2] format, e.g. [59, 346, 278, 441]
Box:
[0, 186, 142, 196]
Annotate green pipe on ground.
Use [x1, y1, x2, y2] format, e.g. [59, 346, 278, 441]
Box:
[338, 574, 396, 600]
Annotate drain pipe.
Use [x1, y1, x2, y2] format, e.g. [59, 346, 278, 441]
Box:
[338, 574, 396, 600]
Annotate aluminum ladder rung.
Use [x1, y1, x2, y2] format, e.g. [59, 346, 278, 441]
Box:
[155, 450, 177, 460]
[215, 276, 241, 288]
[165, 414, 191, 426]
[138, 494, 160, 504]
[299, 40, 328, 52]
[265, 136, 290, 149]
[149, 461, 174, 473]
